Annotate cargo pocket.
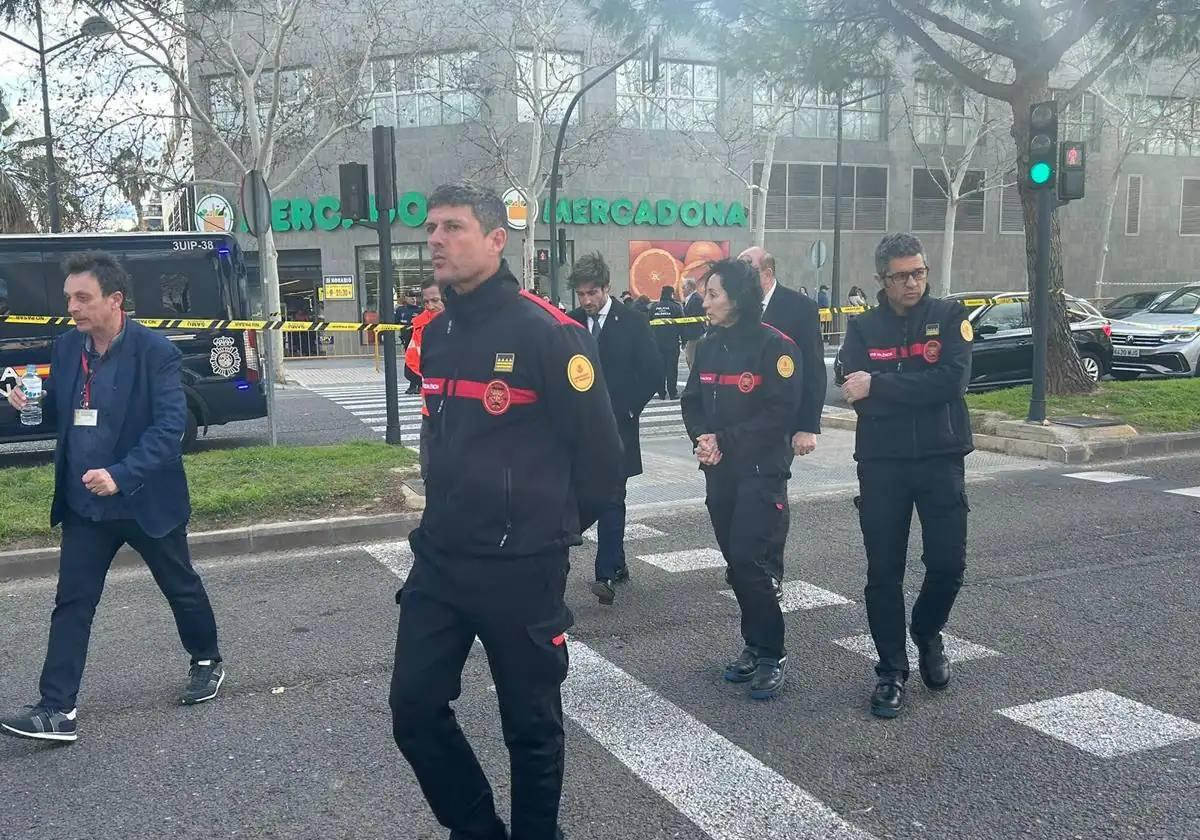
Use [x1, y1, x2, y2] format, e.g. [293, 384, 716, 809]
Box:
[525, 606, 575, 687]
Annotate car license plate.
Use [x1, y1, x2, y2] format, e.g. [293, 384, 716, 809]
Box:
[1113, 346, 1141, 358]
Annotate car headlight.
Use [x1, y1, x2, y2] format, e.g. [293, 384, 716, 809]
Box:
[1163, 331, 1199, 343]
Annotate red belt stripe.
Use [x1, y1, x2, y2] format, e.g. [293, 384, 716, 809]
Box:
[698, 373, 764, 387]
[422, 377, 538, 404]
[868, 342, 928, 361]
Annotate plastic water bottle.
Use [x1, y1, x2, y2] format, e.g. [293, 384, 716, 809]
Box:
[20, 364, 42, 426]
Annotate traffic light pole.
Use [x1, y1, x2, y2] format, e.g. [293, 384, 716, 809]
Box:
[372, 126, 402, 446]
[1027, 186, 1052, 424]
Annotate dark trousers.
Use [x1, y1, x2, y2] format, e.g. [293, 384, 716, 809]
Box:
[404, 365, 421, 392]
[390, 530, 572, 840]
[857, 456, 968, 679]
[39, 514, 221, 711]
[705, 474, 789, 660]
[656, 345, 680, 398]
[594, 479, 628, 582]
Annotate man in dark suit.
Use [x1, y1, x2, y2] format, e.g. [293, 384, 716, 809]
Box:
[1, 251, 224, 744]
[680, 276, 706, 369]
[569, 254, 661, 605]
[738, 246, 828, 590]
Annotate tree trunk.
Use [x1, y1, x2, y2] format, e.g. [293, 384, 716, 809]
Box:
[1011, 90, 1093, 396]
[941, 198, 958, 295]
[754, 121, 780, 249]
[261, 226, 287, 384]
[1096, 171, 1120, 301]
[524, 195, 538, 293]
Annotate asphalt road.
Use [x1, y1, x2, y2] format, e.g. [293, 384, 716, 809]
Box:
[1, 451, 1197, 839]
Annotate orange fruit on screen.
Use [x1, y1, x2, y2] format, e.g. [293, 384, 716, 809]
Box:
[628, 240, 653, 260]
[629, 248, 682, 300]
[682, 260, 712, 285]
[685, 241, 725, 265]
[651, 240, 691, 260]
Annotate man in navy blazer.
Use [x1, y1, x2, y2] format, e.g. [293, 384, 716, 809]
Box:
[1, 251, 224, 744]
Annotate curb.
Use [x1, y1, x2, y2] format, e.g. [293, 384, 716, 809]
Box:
[819, 408, 1200, 464]
[0, 512, 422, 581]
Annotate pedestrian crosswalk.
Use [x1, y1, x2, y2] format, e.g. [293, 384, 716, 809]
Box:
[1065, 470, 1200, 498]
[305, 383, 692, 444]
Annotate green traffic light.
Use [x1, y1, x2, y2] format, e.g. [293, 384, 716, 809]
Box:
[1030, 162, 1053, 185]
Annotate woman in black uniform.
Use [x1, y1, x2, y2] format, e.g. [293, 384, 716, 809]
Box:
[681, 259, 802, 700]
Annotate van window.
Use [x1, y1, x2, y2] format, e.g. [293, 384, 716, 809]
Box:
[0, 248, 50, 337]
[123, 251, 222, 317]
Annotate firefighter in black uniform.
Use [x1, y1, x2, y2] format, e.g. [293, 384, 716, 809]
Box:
[681, 259, 801, 701]
[390, 184, 623, 840]
[840, 232, 974, 719]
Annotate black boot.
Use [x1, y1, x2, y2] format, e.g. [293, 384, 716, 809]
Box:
[590, 579, 615, 606]
[723, 647, 757, 683]
[912, 631, 951, 690]
[870, 676, 905, 718]
[750, 657, 786, 700]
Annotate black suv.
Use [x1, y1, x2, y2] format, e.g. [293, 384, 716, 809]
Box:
[834, 292, 1113, 390]
[0, 232, 267, 449]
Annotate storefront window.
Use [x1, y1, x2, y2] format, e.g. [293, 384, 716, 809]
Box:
[357, 244, 430, 315]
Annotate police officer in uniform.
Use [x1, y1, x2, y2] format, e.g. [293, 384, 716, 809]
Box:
[390, 184, 623, 840]
[649, 286, 684, 399]
[682, 259, 801, 700]
[839, 233, 974, 719]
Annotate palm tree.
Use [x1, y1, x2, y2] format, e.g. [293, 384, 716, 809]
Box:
[0, 92, 38, 232]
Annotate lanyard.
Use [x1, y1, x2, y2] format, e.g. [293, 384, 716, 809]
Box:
[80, 314, 125, 409]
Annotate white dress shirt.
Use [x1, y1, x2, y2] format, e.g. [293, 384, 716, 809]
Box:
[590, 296, 613, 335]
[761, 280, 778, 313]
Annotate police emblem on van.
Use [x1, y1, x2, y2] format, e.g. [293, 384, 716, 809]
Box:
[209, 336, 241, 377]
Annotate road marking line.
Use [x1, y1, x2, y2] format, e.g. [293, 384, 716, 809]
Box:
[565, 644, 877, 839]
[1165, 486, 1200, 498]
[722, 580, 852, 612]
[583, 523, 667, 543]
[636, 548, 726, 572]
[997, 690, 1200, 758]
[1063, 471, 1150, 483]
[833, 632, 1001, 664]
[363, 540, 413, 580]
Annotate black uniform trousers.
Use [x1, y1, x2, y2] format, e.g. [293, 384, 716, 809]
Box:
[390, 529, 572, 840]
[40, 513, 221, 711]
[705, 473, 789, 661]
[857, 456, 968, 678]
[656, 344, 680, 399]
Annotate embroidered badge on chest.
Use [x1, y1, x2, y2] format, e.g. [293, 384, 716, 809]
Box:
[925, 323, 941, 337]
[776, 355, 794, 378]
[483, 379, 512, 415]
[923, 340, 942, 364]
[494, 353, 515, 373]
[737, 372, 756, 393]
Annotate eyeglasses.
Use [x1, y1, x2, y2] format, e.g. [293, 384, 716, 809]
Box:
[883, 268, 929, 286]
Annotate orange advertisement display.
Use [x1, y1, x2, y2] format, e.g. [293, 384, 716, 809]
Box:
[628, 240, 729, 300]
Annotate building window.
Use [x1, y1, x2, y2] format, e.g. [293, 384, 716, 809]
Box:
[1125, 175, 1143, 236]
[1051, 91, 1099, 143]
[752, 162, 888, 231]
[1133, 97, 1200, 157]
[911, 168, 986, 232]
[370, 52, 480, 128]
[516, 50, 582, 124]
[1182, 178, 1200, 236]
[911, 81, 975, 146]
[999, 171, 1024, 234]
[205, 68, 312, 137]
[357, 244, 431, 315]
[753, 78, 885, 141]
[617, 60, 720, 131]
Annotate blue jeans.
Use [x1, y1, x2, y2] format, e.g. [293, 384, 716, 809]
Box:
[594, 481, 628, 582]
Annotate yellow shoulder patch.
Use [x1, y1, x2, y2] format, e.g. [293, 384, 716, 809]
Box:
[776, 354, 795, 378]
[568, 354, 595, 392]
[960, 319, 974, 342]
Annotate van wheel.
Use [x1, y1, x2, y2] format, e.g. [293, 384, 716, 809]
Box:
[182, 406, 199, 451]
[1111, 370, 1141, 382]
[1080, 352, 1103, 382]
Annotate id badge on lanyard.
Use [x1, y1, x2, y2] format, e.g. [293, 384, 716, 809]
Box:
[76, 350, 99, 427]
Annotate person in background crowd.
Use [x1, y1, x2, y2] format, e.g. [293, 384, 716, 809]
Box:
[397, 291, 423, 392]
[681, 258, 801, 701]
[619, 290, 634, 307]
[1, 251, 224, 744]
[405, 277, 444, 479]
[840, 232, 973, 720]
[817, 285, 833, 344]
[799, 286, 809, 298]
[681, 276, 706, 369]
[649, 286, 684, 399]
[634, 294, 652, 316]
[568, 253, 661, 606]
[391, 184, 622, 840]
[848, 286, 869, 309]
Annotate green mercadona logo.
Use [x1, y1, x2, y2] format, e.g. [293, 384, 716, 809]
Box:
[235, 193, 749, 233]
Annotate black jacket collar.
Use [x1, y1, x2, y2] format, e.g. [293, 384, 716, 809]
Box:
[876, 287, 933, 323]
[442, 260, 520, 323]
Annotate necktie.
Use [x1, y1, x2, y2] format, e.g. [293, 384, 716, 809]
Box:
[591, 317, 601, 337]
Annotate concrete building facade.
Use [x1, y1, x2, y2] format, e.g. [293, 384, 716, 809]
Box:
[176, 4, 1200, 357]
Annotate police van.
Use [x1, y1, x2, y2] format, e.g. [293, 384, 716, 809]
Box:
[0, 232, 267, 449]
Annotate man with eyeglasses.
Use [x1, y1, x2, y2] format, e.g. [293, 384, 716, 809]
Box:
[839, 233, 974, 720]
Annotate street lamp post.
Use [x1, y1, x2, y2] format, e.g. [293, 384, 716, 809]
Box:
[0, 8, 114, 232]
